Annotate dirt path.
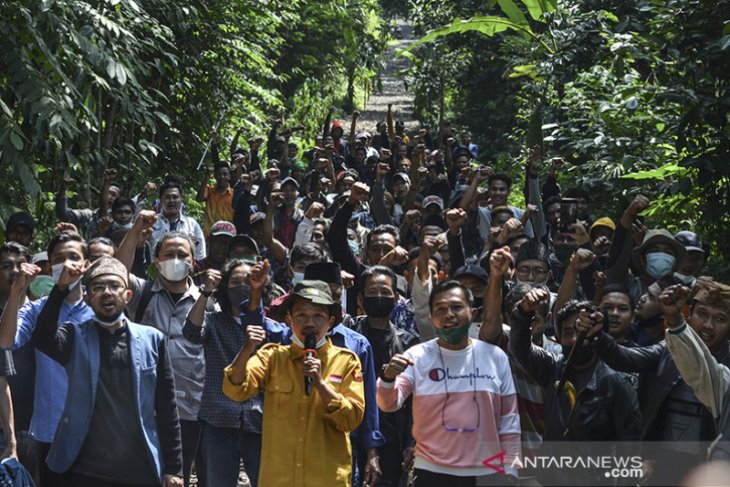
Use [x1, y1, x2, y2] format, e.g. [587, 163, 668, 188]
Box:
[357, 19, 418, 133]
[191, 20, 416, 487]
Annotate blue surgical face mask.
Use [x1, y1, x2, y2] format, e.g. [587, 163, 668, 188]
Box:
[291, 271, 305, 287]
[673, 272, 696, 287]
[645, 252, 676, 280]
[348, 240, 360, 257]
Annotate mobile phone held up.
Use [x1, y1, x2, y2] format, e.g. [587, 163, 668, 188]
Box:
[559, 198, 578, 233]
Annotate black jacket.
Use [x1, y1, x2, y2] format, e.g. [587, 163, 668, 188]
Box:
[349, 316, 419, 448]
[593, 332, 730, 441]
[509, 307, 642, 442]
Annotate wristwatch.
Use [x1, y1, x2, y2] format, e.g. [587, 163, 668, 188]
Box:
[200, 286, 213, 298]
[380, 364, 395, 383]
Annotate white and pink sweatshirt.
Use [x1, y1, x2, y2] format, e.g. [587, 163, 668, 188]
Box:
[377, 339, 521, 478]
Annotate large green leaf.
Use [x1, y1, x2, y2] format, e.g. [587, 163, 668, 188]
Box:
[398, 16, 553, 56]
[497, 0, 529, 27]
[519, 0, 557, 21]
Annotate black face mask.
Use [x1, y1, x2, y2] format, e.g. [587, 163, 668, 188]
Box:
[227, 285, 251, 309]
[637, 315, 662, 329]
[561, 344, 594, 366]
[473, 296, 484, 310]
[363, 296, 395, 319]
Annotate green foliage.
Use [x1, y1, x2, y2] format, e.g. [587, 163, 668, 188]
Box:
[406, 0, 730, 278]
[0, 0, 387, 245]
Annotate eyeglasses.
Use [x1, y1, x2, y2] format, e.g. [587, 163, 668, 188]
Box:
[89, 282, 126, 295]
[438, 345, 480, 433]
[516, 266, 548, 278]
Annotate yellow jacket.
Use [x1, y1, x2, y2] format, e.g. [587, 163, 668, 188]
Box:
[223, 339, 365, 487]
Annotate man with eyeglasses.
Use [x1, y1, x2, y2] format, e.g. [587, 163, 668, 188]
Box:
[513, 239, 550, 286]
[30, 256, 183, 487]
[378, 280, 521, 486]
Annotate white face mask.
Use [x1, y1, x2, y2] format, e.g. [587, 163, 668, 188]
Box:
[158, 258, 190, 282]
[96, 316, 123, 328]
[291, 271, 305, 287]
[113, 221, 133, 231]
[51, 262, 82, 290]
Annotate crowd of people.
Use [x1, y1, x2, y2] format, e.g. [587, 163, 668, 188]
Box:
[0, 102, 727, 487]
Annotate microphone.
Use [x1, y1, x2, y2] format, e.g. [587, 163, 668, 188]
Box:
[304, 333, 317, 396]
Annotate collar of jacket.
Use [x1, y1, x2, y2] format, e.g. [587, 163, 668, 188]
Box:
[289, 337, 332, 359]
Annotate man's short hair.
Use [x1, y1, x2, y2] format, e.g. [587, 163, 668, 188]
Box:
[289, 243, 328, 268]
[365, 224, 400, 249]
[543, 195, 561, 213]
[111, 197, 136, 214]
[504, 282, 550, 317]
[47, 231, 88, 259]
[153, 231, 194, 258]
[488, 173, 512, 189]
[555, 300, 599, 336]
[358, 265, 397, 296]
[600, 283, 635, 309]
[429, 280, 474, 311]
[0, 242, 32, 264]
[88, 237, 117, 251]
[159, 180, 182, 199]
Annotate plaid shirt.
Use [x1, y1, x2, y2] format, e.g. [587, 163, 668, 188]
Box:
[183, 311, 263, 432]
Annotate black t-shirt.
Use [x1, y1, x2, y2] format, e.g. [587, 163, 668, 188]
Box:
[73, 326, 157, 483]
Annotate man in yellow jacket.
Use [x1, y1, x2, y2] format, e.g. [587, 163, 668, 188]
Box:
[223, 278, 365, 487]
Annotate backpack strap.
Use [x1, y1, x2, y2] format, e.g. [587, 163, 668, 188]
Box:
[134, 279, 155, 323]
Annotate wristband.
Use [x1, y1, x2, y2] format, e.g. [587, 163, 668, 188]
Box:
[380, 364, 395, 383]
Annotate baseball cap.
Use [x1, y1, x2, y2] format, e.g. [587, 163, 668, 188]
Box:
[589, 217, 616, 239]
[227, 234, 260, 262]
[210, 221, 236, 238]
[32, 251, 48, 265]
[304, 262, 342, 285]
[674, 231, 708, 255]
[452, 264, 488, 284]
[7, 212, 34, 232]
[280, 176, 299, 189]
[393, 173, 411, 185]
[422, 195, 444, 210]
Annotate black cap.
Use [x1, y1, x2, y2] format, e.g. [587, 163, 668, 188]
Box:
[452, 264, 488, 284]
[227, 234, 259, 262]
[7, 212, 34, 232]
[280, 176, 299, 189]
[304, 262, 342, 285]
[674, 231, 708, 255]
[421, 214, 447, 231]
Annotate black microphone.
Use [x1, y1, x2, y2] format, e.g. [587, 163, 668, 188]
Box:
[304, 333, 317, 396]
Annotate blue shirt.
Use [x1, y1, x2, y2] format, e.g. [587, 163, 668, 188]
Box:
[240, 304, 384, 451]
[14, 295, 95, 442]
